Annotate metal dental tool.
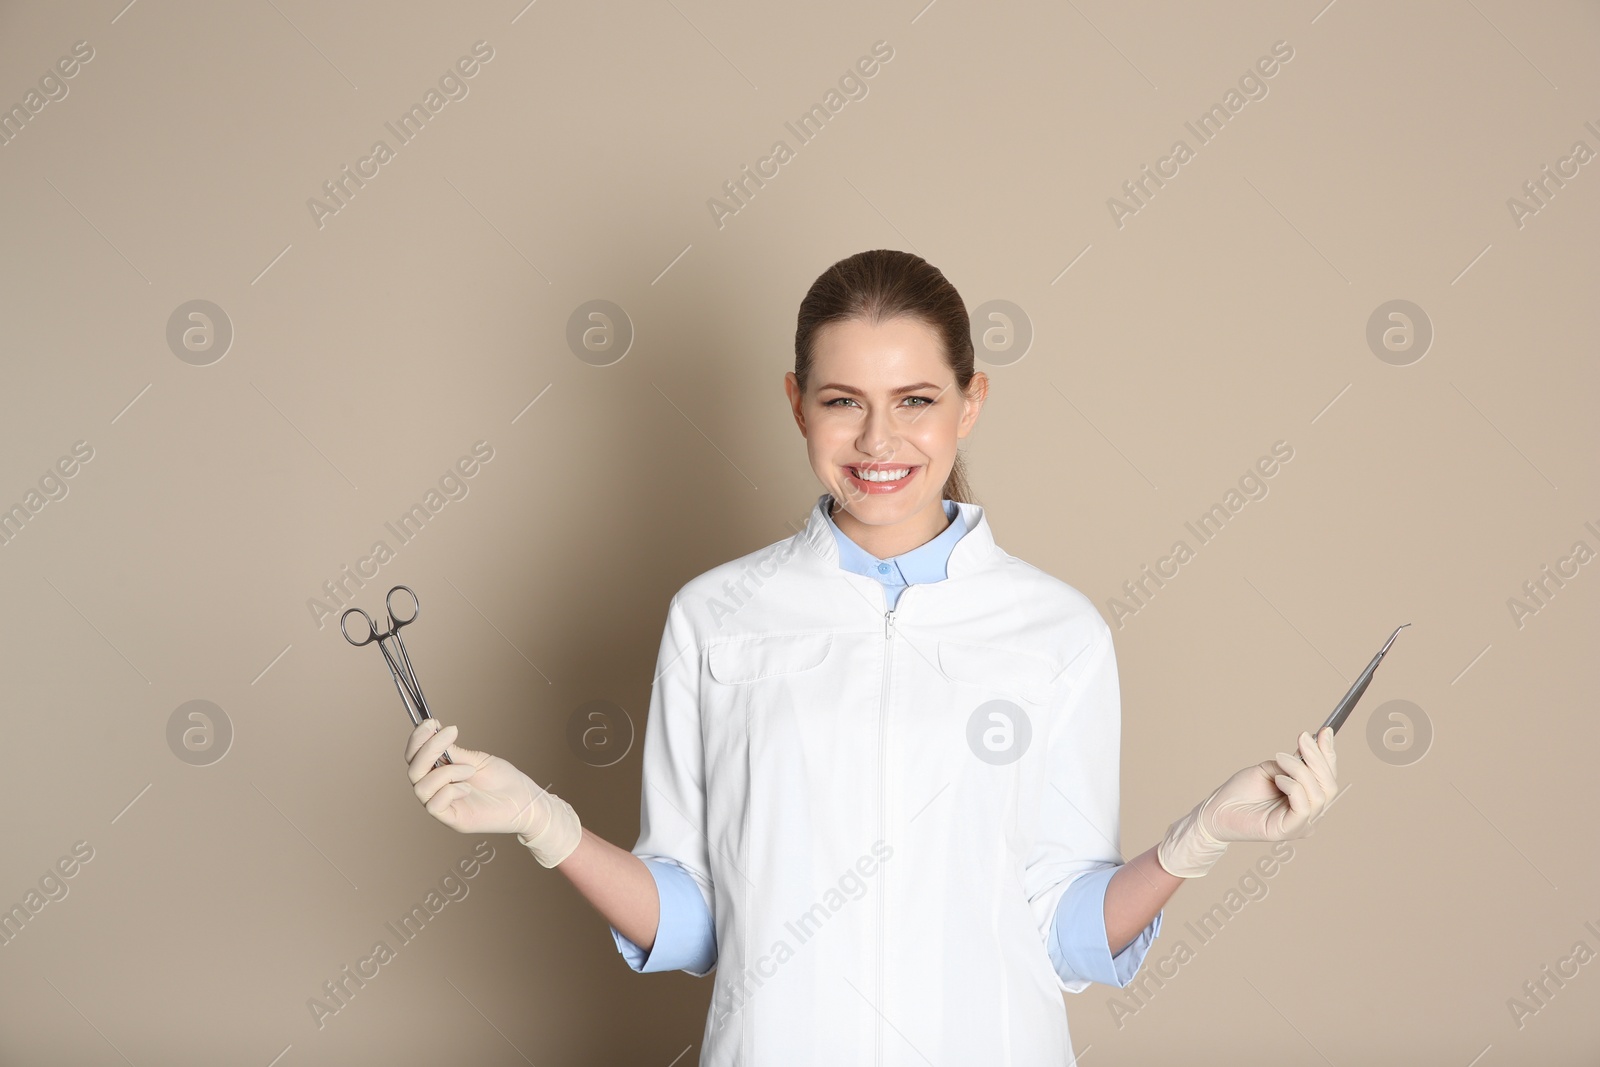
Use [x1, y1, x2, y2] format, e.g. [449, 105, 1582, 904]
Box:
[341, 585, 452, 768]
[1305, 623, 1411, 753]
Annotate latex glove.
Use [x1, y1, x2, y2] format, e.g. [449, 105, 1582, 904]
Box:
[405, 720, 582, 868]
[1157, 727, 1339, 878]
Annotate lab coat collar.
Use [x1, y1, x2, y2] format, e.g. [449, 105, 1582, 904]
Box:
[826, 498, 965, 584]
[798, 491, 1001, 580]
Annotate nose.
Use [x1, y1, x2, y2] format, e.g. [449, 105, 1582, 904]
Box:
[856, 405, 901, 461]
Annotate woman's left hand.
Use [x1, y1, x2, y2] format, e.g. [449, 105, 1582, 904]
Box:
[1199, 727, 1339, 842]
[1157, 728, 1340, 878]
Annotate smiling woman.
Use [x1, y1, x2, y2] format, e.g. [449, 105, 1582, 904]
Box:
[402, 249, 1344, 1067]
[784, 251, 988, 560]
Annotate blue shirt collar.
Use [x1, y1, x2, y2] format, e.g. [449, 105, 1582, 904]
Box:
[824, 497, 967, 585]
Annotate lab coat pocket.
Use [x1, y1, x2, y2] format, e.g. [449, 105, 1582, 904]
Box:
[706, 631, 838, 771]
[936, 640, 1057, 707]
[707, 631, 834, 684]
[704, 631, 847, 946]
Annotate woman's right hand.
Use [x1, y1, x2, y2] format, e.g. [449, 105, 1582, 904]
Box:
[405, 720, 551, 836]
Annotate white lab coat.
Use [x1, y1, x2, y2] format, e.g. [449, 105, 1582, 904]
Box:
[633, 492, 1128, 1065]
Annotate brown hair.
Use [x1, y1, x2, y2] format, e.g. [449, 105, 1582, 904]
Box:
[793, 249, 978, 504]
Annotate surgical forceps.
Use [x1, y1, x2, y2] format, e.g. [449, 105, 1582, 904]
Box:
[1299, 623, 1411, 758]
[341, 585, 451, 768]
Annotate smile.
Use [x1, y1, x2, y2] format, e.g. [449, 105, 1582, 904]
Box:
[844, 464, 919, 493]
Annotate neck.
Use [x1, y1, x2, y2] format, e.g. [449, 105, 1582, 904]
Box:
[830, 495, 952, 560]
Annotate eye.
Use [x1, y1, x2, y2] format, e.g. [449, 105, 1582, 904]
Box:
[822, 396, 934, 408]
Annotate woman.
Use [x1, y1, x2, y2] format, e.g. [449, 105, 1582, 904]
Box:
[404, 249, 1340, 1065]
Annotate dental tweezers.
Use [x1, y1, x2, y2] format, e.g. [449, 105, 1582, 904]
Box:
[1315, 623, 1411, 741]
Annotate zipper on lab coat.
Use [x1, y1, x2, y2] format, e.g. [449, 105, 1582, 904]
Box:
[876, 591, 904, 1067]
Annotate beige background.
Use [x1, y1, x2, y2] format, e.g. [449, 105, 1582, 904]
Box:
[1, 1, 1596, 1064]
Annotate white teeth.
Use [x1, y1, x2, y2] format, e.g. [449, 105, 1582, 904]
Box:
[852, 466, 912, 482]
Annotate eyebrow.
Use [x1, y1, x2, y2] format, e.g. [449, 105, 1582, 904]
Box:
[817, 381, 942, 396]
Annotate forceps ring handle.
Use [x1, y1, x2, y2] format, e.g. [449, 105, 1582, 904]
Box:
[339, 606, 385, 647]
[343, 592, 452, 769]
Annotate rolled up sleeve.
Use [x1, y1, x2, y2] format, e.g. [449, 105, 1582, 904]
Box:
[1022, 623, 1157, 993]
[1047, 864, 1163, 988]
[613, 595, 718, 978]
[611, 857, 718, 975]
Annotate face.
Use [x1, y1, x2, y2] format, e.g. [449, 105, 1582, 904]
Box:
[784, 314, 987, 530]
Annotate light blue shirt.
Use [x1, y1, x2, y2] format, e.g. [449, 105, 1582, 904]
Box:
[611, 498, 1162, 987]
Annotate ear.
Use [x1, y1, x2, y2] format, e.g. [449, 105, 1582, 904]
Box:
[956, 372, 988, 438]
[784, 372, 808, 436]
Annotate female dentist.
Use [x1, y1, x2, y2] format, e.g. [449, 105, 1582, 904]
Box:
[404, 249, 1340, 1065]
